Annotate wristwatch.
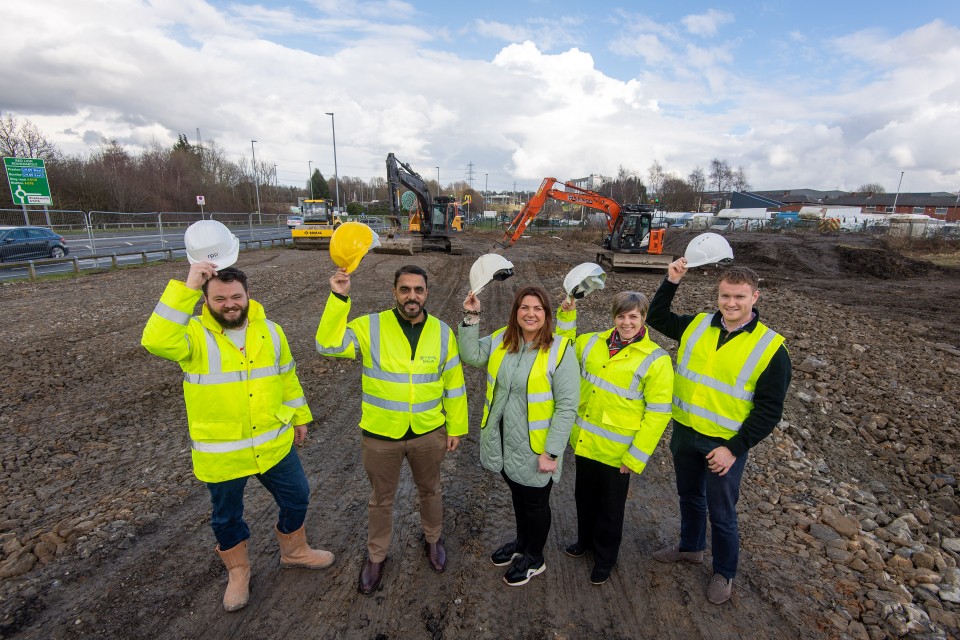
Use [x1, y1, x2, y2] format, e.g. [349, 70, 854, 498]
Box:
[546, 452, 558, 461]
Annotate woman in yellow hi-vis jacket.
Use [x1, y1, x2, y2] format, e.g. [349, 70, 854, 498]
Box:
[459, 285, 579, 587]
[556, 291, 674, 585]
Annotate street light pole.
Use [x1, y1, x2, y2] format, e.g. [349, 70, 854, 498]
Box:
[436, 167, 440, 197]
[325, 113, 340, 213]
[308, 161, 314, 199]
[251, 140, 262, 223]
[892, 171, 904, 213]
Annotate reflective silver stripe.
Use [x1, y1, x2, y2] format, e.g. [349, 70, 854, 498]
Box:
[491, 332, 504, 351]
[528, 391, 553, 402]
[369, 314, 382, 368]
[632, 349, 670, 390]
[153, 301, 192, 325]
[363, 367, 410, 383]
[203, 326, 222, 374]
[547, 338, 563, 376]
[284, 397, 307, 408]
[737, 327, 778, 386]
[581, 371, 644, 399]
[575, 416, 634, 445]
[627, 445, 651, 463]
[279, 361, 295, 374]
[412, 372, 441, 383]
[248, 365, 281, 380]
[316, 327, 359, 355]
[529, 419, 550, 432]
[192, 423, 291, 454]
[557, 317, 576, 330]
[678, 314, 714, 368]
[581, 334, 600, 370]
[645, 402, 672, 413]
[184, 365, 280, 385]
[439, 323, 449, 371]
[487, 372, 495, 386]
[444, 354, 461, 371]
[265, 321, 282, 369]
[362, 393, 442, 413]
[674, 364, 754, 402]
[673, 396, 743, 431]
[444, 384, 466, 398]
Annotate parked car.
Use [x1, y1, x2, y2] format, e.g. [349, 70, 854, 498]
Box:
[0, 226, 69, 262]
[286, 215, 304, 229]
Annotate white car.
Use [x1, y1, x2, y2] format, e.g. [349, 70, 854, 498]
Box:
[286, 215, 304, 229]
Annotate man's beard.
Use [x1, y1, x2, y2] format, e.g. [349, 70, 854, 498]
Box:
[211, 304, 249, 329]
[397, 300, 423, 320]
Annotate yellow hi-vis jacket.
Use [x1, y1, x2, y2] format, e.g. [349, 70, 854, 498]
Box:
[480, 328, 571, 455]
[314, 293, 468, 438]
[673, 312, 784, 439]
[141, 280, 312, 483]
[556, 308, 673, 473]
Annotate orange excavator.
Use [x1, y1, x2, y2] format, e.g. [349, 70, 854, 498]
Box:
[498, 177, 673, 270]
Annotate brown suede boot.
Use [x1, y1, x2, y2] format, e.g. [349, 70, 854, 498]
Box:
[216, 540, 250, 612]
[275, 525, 335, 569]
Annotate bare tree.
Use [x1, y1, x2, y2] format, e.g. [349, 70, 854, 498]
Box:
[855, 183, 886, 194]
[688, 166, 706, 211]
[646, 160, 666, 203]
[0, 112, 61, 160]
[731, 166, 751, 192]
[708, 158, 733, 194]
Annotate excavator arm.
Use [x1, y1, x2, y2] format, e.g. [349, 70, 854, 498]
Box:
[499, 178, 622, 247]
[386, 152, 432, 219]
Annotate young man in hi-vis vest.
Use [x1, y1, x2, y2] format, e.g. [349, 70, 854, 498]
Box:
[647, 261, 791, 605]
[142, 262, 334, 613]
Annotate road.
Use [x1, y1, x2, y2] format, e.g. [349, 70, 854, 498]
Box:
[0, 226, 291, 281]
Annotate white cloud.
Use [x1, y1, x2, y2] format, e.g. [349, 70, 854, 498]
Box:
[681, 10, 734, 37]
[1, 1, 959, 195]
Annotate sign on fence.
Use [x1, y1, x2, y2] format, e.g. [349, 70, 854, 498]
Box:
[3, 157, 53, 205]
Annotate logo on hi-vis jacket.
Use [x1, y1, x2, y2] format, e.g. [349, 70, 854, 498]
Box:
[419, 355, 438, 366]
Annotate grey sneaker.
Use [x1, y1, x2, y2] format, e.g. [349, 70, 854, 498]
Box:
[652, 544, 704, 564]
[707, 574, 733, 604]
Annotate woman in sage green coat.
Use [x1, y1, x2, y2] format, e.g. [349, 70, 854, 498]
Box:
[459, 285, 579, 587]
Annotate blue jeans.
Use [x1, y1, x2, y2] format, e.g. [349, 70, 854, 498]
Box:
[670, 423, 748, 580]
[206, 448, 310, 550]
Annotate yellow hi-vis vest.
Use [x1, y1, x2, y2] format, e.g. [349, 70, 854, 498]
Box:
[567, 328, 674, 474]
[315, 294, 468, 438]
[480, 328, 570, 454]
[141, 280, 311, 483]
[672, 312, 784, 439]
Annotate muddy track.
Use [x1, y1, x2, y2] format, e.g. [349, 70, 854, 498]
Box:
[1, 232, 958, 639]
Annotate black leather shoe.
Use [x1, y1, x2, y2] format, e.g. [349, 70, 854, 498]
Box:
[358, 557, 385, 595]
[490, 540, 524, 566]
[565, 541, 587, 558]
[425, 538, 447, 573]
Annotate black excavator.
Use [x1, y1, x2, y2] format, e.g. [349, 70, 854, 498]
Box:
[375, 152, 463, 255]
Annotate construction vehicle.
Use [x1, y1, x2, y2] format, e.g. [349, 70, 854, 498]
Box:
[375, 153, 463, 255]
[292, 199, 342, 250]
[498, 177, 673, 269]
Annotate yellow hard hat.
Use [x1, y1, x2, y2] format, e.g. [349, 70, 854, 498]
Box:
[330, 221, 381, 272]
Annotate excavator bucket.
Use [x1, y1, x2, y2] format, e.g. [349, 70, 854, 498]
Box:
[373, 232, 417, 255]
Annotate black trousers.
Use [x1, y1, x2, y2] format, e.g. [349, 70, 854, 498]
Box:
[501, 470, 553, 561]
[574, 455, 631, 571]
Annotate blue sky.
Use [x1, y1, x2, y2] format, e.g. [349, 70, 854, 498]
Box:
[2, 0, 960, 196]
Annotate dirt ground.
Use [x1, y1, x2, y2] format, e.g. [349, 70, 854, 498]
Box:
[1, 228, 958, 640]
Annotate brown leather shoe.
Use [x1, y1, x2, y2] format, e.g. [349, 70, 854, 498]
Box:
[425, 538, 447, 573]
[358, 557, 385, 595]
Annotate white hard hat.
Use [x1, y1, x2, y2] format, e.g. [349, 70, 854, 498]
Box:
[469, 253, 514, 295]
[184, 220, 240, 269]
[684, 232, 734, 268]
[563, 262, 606, 299]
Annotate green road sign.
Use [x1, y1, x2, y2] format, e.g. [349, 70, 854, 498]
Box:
[4, 157, 53, 205]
